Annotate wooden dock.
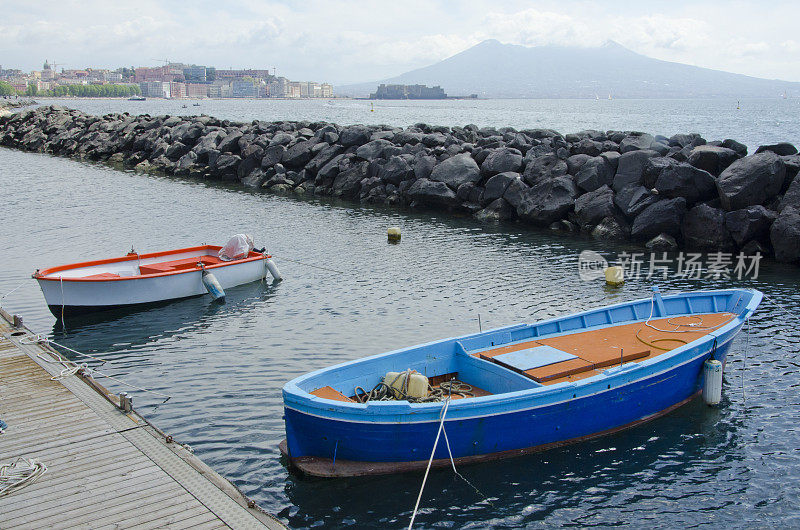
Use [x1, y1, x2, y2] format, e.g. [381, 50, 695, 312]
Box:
[0, 310, 286, 529]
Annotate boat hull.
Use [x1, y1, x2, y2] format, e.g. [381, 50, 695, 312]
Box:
[37, 256, 267, 317]
[282, 339, 731, 476]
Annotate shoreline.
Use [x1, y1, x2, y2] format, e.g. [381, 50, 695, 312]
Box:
[2, 104, 799, 264]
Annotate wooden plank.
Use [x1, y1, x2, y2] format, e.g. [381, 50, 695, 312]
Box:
[110, 504, 220, 530]
[0, 426, 118, 459]
[1, 468, 175, 521]
[11, 481, 194, 528]
[1, 463, 164, 510]
[0, 450, 156, 506]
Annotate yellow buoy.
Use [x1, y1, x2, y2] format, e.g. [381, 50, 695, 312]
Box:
[604, 266, 624, 286]
[388, 226, 401, 243]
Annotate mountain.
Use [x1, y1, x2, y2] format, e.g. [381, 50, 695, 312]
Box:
[337, 39, 800, 98]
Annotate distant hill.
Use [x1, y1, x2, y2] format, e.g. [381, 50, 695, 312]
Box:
[337, 39, 800, 99]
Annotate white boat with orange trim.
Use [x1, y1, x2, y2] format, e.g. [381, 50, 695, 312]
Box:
[33, 237, 281, 318]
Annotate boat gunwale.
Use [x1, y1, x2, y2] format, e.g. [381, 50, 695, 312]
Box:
[282, 288, 761, 417]
[34, 245, 269, 282]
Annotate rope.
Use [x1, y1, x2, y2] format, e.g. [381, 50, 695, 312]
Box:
[33, 341, 171, 402]
[635, 293, 737, 351]
[59, 275, 65, 324]
[408, 398, 450, 529]
[268, 254, 345, 275]
[354, 374, 473, 404]
[21, 334, 111, 364]
[0, 458, 47, 497]
[0, 279, 26, 303]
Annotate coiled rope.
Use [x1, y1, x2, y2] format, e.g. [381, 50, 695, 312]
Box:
[0, 458, 47, 497]
[635, 293, 739, 351]
[354, 370, 473, 403]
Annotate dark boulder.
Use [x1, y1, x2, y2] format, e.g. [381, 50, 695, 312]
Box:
[502, 177, 531, 210]
[407, 178, 459, 208]
[575, 156, 614, 192]
[165, 141, 191, 160]
[306, 144, 343, 174]
[780, 177, 800, 212]
[332, 160, 369, 199]
[682, 204, 734, 250]
[241, 168, 267, 189]
[523, 153, 568, 185]
[642, 157, 678, 188]
[716, 152, 786, 210]
[654, 163, 716, 204]
[316, 153, 346, 183]
[770, 207, 800, 263]
[612, 150, 658, 192]
[574, 185, 616, 228]
[620, 132, 655, 153]
[355, 139, 393, 161]
[668, 133, 705, 148]
[517, 176, 579, 225]
[755, 142, 797, 156]
[378, 155, 414, 185]
[393, 130, 423, 145]
[646, 233, 679, 251]
[212, 154, 241, 180]
[600, 151, 621, 171]
[614, 185, 660, 219]
[429, 153, 481, 189]
[721, 139, 747, 157]
[260, 144, 286, 169]
[631, 197, 687, 241]
[282, 140, 316, 168]
[480, 147, 523, 176]
[724, 205, 777, 247]
[413, 154, 436, 180]
[572, 138, 604, 157]
[339, 125, 372, 147]
[474, 198, 516, 221]
[269, 132, 294, 146]
[592, 216, 630, 241]
[687, 145, 738, 176]
[483, 172, 521, 203]
[782, 154, 800, 189]
[217, 130, 243, 153]
[567, 154, 591, 176]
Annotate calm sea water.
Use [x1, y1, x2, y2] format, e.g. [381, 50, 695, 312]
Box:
[33, 97, 800, 154]
[2, 99, 800, 528]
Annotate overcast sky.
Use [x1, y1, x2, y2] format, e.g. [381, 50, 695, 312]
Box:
[3, 1, 799, 85]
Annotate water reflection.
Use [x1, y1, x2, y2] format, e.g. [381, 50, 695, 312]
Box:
[51, 279, 282, 359]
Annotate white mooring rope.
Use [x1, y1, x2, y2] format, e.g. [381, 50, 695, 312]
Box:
[0, 458, 47, 497]
[408, 398, 451, 529]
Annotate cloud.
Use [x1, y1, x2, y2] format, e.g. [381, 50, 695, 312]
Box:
[1, 1, 799, 83]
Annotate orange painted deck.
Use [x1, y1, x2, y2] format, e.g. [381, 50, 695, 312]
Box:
[476, 312, 735, 385]
[138, 255, 222, 275]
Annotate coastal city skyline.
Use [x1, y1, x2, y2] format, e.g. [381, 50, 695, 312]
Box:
[0, 60, 334, 99]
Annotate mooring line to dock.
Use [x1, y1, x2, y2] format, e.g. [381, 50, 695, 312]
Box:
[0, 279, 26, 303]
[269, 254, 346, 275]
[32, 338, 172, 403]
[21, 334, 111, 364]
[408, 398, 451, 529]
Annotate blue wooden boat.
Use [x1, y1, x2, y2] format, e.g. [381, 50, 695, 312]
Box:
[280, 288, 762, 477]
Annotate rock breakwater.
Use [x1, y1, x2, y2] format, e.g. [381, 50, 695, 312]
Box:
[2, 105, 799, 264]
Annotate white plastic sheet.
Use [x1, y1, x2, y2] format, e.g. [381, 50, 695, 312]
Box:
[218, 234, 255, 261]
